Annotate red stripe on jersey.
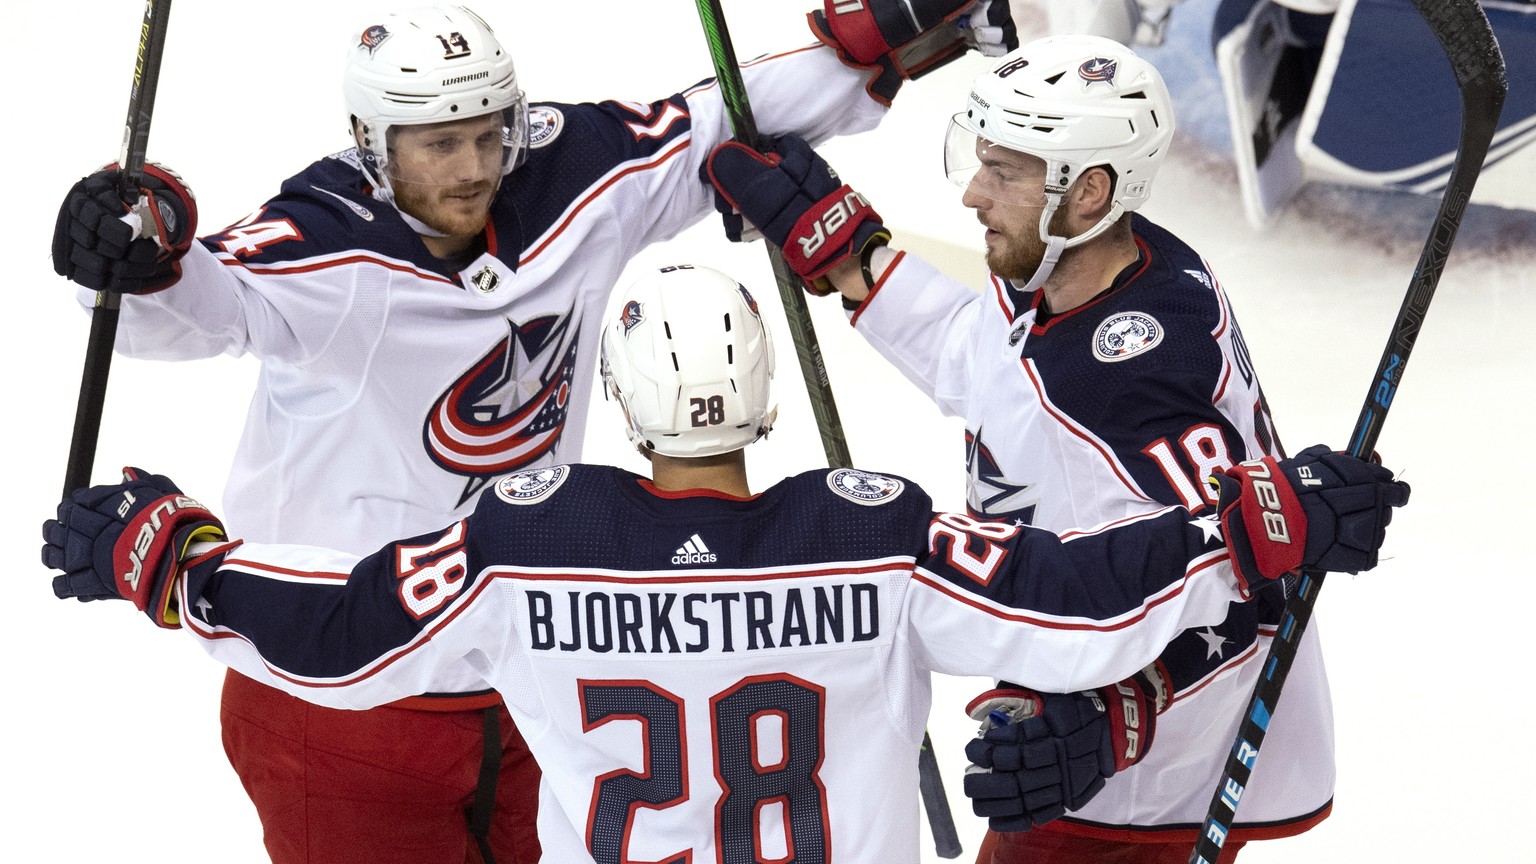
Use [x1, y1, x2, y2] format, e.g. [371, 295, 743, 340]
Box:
[911, 552, 1229, 632]
[492, 560, 913, 587]
[215, 250, 458, 286]
[1021, 359, 1154, 503]
[519, 138, 693, 267]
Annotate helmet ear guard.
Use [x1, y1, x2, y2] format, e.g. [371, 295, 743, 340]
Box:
[342, 3, 529, 196]
[601, 266, 777, 459]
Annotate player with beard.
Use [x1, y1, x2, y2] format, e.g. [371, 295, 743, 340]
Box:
[48, 3, 1021, 862]
[43, 265, 1409, 864]
[707, 33, 1341, 864]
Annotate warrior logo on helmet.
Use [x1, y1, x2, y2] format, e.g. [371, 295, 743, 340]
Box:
[359, 25, 391, 56]
[1078, 57, 1118, 87]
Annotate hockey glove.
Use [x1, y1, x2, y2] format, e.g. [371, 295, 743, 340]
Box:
[1212, 444, 1411, 592]
[962, 669, 1166, 831]
[705, 135, 889, 295]
[42, 467, 225, 628]
[53, 162, 198, 294]
[810, 0, 1017, 103]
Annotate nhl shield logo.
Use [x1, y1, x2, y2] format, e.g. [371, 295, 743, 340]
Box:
[1093, 312, 1163, 362]
[827, 469, 904, 506]
[495, 466, 569, 505]
[471, 266, 500, 294]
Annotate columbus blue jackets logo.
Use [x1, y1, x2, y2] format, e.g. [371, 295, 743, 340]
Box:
[619, 300, 644, 334]
[1078, 57, 1118, 87]
[494, 466, 569, 505]
[426, 312, 580, 506]
[966, 427, 1037, 524]
[1093, 312, 1163, 362]
[359, 25, 391, 55]
[738, 285, 760, 317]
[827, 469, 904, 505]
[528, 106, 564, 149]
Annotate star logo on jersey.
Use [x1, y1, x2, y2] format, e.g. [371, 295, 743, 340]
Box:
[1078, 57, 1118, 87]
[1196, 626, 1229, 660]
[425, 312, 580, 506]
[965, 428, 1037, 524]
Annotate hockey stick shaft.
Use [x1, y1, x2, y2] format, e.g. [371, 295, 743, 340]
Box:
[63, 0, 174, 498]
[691, 0, 854, 470]
[1188, 3, 1506, 861]
[690, 1, 961, 858]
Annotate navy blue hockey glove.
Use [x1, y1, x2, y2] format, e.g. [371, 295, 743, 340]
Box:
[963, 669, 1165, 831]
[1212, 444, 1411, 592]
[705, 135, 889, 295]
[42, 467, 225, 628]
[809, 0, 1017, 103]
[53, 163, 198, 295]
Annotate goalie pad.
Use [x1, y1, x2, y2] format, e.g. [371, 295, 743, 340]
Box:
[1213, 0, 1332, 226]
[1293, 0, 1536, 211]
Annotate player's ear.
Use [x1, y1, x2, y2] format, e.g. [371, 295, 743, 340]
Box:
[1071, 167, 1117, 223]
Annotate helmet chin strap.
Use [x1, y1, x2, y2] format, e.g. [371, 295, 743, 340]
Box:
[1016, 194, 1126, 293]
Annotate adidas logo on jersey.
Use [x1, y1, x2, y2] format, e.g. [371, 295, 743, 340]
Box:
[672, 533, 716, 565]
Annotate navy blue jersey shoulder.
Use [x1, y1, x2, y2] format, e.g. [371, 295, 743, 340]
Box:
[463, 465, 932, 573]
[1021, 214, 1259, 502]
[503, 97, 693, 247]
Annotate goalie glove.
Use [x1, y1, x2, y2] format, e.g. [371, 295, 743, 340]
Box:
[1211, 444, 1411, 593]
[810, 0, 1018, 104]
[53, 162, 199, 295]
[41, 468, 225, 628]
[962, 668, 1167, 831]
[705, 135, 889, 295]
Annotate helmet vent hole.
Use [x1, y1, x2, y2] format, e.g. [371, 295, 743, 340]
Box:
[727, 345, 735, 364]
[1044, 73, 1064, 84]
[1123, 91, 1147, 100]
[664, 322, 674, 339]
[670, 353, 680, 372]
[723, 313, 733, 332]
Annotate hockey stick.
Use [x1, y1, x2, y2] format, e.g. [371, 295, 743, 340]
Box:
[62, 0, 175, 498]
[689, 1, 962, 857]
[1188, 2, 1506, 861]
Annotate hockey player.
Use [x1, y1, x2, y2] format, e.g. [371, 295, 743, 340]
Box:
[705, 33, 1357, 864]
[47, 3, 1019, 862]
[42, 264, 1409, 864]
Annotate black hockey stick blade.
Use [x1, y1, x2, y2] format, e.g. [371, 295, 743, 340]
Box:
[63, 0, 175, 498]
[690, 1, 959, 855]
[1188, 3, 1505, 862]
[691, 0, 854, 470]
[920, 730, 964, 858]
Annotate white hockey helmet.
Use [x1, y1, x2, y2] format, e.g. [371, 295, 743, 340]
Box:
[944, 34, 1175, 246]
[343, 3, 529, 192]
[600, 265, 777, 459]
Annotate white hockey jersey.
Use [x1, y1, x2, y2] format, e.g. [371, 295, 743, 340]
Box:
[174, 463, 1262, 864]
[95, 45, 883, 559]
[849, 215, 1333, 841]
